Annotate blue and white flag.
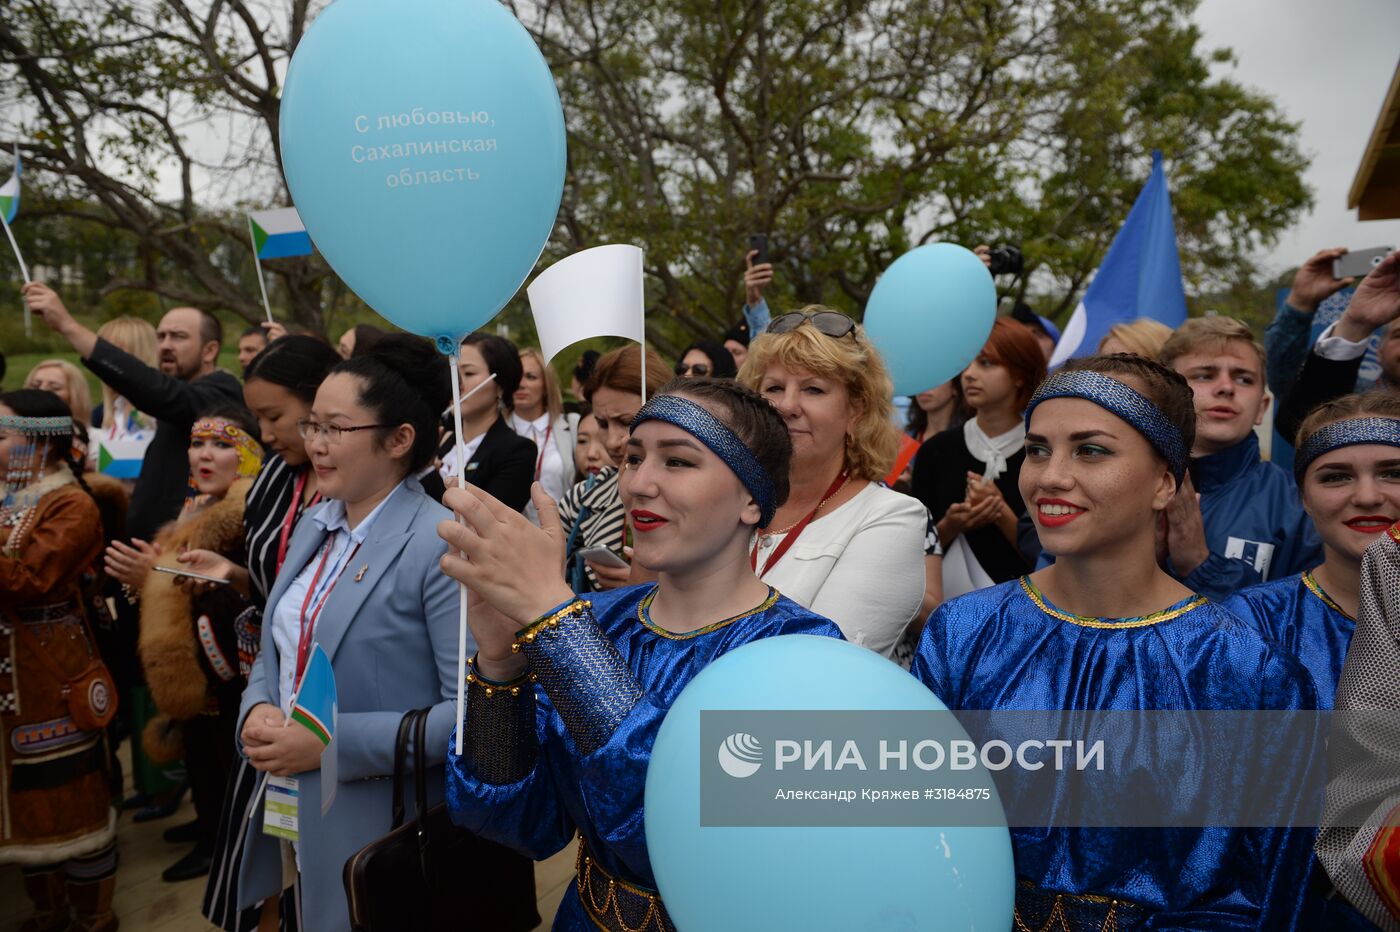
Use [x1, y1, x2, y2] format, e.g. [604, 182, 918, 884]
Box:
[290, 643, 338, 814]
[1048, 151, 1187, 367]
[0, 145, 19, 224]
[248, 206, 313, 260]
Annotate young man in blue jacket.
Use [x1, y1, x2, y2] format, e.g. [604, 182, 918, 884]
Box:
[1159, 316, 1322, 600]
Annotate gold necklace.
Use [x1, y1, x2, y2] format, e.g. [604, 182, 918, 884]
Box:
[760, 473, 849, 537]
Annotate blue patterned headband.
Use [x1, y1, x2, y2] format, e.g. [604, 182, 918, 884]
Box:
[0, 414, 73, 437]
[1025, 370, 1189, 482]
[1295, 416, 1400, 481]
[630, 394, 779, 528]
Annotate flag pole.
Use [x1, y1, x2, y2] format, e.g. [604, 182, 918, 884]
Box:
[638, 303, 648, 404]
[449, 347, 470, 756]
[247, 215, 275, 324]
[1, 211, 31, 336]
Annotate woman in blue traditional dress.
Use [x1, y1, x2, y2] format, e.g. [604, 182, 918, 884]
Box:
[1223, 391, 1400, 708]
[912, 353, 1320, 930]
[1223, 391, 1400, 932]
[440, 377, 843, 931]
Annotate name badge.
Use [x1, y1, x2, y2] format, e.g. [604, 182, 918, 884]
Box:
[262, 775, 300, 841]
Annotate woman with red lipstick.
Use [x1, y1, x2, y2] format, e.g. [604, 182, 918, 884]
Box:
[912, 354, 1321, 929]
[1224, 392, 1400, 710]
[441, 378, 843, 931]
[1223, 396, 1400, 932]
[128, 404, 263, 884]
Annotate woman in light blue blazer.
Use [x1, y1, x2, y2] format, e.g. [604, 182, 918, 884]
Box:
[235, 335, 468, 932]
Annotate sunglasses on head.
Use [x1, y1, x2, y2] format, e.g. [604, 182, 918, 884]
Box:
[767, 310, 858, 339]
[675, 362, 712, 377]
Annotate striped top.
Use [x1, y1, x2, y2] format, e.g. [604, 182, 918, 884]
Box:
[557, 466, 625, 592]
[244, 454, 317, 606]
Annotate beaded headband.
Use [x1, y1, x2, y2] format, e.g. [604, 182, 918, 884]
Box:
[1025, 370, 1189, 482]
[0, 414, 73, 437]
[190, 418, 264, 480]
[1295, 416, 1400, 481]
[629, 394, 779, 528]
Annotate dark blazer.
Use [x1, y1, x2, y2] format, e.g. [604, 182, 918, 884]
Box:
[1276, 350, 1365, 448]
[423, 415, 537, 510]
[83, 338, 244, 540]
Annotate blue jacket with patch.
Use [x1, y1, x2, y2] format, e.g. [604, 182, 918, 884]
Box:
[1177, 433, 1322, 600]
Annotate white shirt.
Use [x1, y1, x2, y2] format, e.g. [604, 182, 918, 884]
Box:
[755, 483, 927, 658]
[1313, 321, 1371, 361]
[437, 431, 488, 484]
[510, 411, 569, 502]
[270, 482, 405, 710]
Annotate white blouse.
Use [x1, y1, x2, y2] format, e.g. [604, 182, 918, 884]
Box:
[755, 483, 927, 658]
[509, 411, 571, 503]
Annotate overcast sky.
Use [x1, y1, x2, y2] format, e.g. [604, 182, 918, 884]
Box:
[1194, 0, 1400, 278]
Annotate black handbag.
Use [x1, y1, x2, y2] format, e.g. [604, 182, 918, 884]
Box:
[343, 708, 541, 931]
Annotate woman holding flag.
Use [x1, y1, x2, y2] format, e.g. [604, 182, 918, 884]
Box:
[232, 335, 465, 932]
[441, 376, 844, 931]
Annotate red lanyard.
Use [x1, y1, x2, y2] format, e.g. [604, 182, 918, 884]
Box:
[533, 423, 553, 480]
[750, 472, 847, 578]
[276, 469, 322, 572]
[293, 532, 360, 688]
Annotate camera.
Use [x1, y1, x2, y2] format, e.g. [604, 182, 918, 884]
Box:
[986, 245, 1024, 277]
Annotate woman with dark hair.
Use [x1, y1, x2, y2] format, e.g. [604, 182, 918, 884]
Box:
[675, 339, 738, 379]
[911, 317, 1047, 598]
[0, 389, 120, 932]
[335, 323, 386, 360]
[429, 332, 537, 511]
[913, 354, 1320, 929]
[441, 377, 843, 931]
[232, 334, 496, 932]
[905, 380, 963, 443]
[115, 403, 264, 884]
[177, 334, 339, 930]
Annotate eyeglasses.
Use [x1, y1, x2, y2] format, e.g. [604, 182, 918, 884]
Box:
[767, 310, 858, 339]
[296, 419, 391, 443]
[674, 362, 712, 377]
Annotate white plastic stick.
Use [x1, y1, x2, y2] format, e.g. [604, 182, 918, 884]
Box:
[1, 211, 30, 336]
[450, 349, 469, 756]
[247, 215, 274, 324]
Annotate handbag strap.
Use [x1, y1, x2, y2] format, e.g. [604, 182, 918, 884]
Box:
[412, 707, 430, 826]
[389, 710, 417, 830]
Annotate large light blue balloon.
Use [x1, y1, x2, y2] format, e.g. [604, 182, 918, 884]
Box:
[279, 0, 566, 351]
[645, 635, 1014, 931]
[864, 244, 997, 396]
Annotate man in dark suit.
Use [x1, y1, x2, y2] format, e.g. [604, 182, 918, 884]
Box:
[24, 282, 244, 540]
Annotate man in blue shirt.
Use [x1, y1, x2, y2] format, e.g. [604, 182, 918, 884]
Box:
[1159, 317, 1322, 600]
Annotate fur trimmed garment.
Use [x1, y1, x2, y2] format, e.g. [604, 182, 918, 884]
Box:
[139, 479, 252, 722]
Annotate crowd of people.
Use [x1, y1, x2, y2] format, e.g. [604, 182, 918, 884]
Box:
[0, 241, 1397, 932]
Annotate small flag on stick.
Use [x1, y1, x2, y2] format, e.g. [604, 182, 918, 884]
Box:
[290, 643, 338, 814]
[1, 144, 31, 335]
[248, 207, 313, 260]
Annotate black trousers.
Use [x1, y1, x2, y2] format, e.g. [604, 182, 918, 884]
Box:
[181, 684, 241, 854]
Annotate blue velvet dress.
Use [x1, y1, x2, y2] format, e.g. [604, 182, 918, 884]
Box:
[1222, 572, 1355, 710]
[911, 576, 1321, 930]
[1224, 575, 1382, 931]
[446, 583, 843, 931]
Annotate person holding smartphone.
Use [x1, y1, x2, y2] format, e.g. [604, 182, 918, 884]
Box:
[113, 404, 265, 883]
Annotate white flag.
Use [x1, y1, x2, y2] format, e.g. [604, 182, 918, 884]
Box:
[527, 244, 645, 363]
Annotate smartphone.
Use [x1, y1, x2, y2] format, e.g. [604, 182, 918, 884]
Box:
[577, 546, 629, 569]
[152, 565, 231, 585]
[1334, 246, 1394, 279]
[748, 233, 769, 266]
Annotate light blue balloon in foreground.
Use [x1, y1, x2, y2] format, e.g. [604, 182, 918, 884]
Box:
[864, 244, 997, 396]
[645, 635, 1014, 931]
[279, 0, 566, 350]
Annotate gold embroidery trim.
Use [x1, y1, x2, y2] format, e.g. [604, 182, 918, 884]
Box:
[1019, 577, 1206, 630]
[1013, 881, 1131, 932]
[512, 599, 590, 652]
[1388, 523, 1400, 545]
[636, 585, 780, 640]
[1301, 572, 1354, 621]
[575, 838, 668, 932]
[464, 654, 536, 698]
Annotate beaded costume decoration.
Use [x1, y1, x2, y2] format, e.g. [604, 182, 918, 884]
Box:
[0, 413, 77, 554]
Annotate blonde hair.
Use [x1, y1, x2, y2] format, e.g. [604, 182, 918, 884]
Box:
[24, 359, 93, 427]
[96, 316, 158, 423]
[1098, 318, 1174, 359]
[738, 306, 901, 481]
[519, 347, 564, 422]
[1159, 317, 1267, 382]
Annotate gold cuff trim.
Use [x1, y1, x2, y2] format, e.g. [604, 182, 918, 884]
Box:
[465, 655, 536, 699]
[512, 599, 589, 653]
[1019, 577, 1207, 630]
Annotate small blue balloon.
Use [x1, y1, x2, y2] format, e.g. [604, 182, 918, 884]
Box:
[864, 244, 997, 396]
[645, 635, 1014, 931]
[279, 0, 566, 348]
